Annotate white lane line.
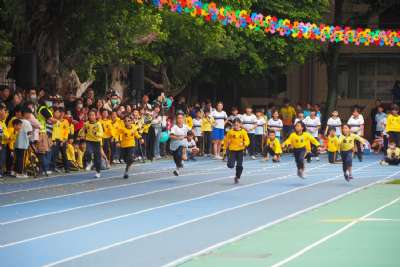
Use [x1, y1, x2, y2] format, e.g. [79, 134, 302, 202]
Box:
[0, 163, 290, 225]
[40, 163, 373, 267]
[0, 164, 328, 248]
[0, 159, 220, 196]
[0, 165, 230, 208]
[271, 197, 400, 267]
[160, 166, 399, 267]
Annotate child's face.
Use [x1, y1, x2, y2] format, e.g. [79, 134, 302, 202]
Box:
[68, 139, 73, 144]
[233, 122, 241, 130]
[392, 109, 398, 115]
[232, 110, 238, 115]
[332, 111, 338, 117]
[14, 124, 22, 131]
[329, 130, 336, 136]
[176, 115, 184, 125]
[295, 123, 303, 133]
[187, 135, 193, 141]
[256, 112, 262, 117]
[124, 118, 132, 128]
[342, 125, 350, 135]
[298, 113, 304, 119]
[378, 107, 384, 113]
[269, 133, 275, 140]
[196, 112, 201, 118]
[88, 112, 96, 122]
[245, 108, 252, 114]
[389, 143, 396, 149]
[272, 112, 279, 119]
[216, 103, 223, 111]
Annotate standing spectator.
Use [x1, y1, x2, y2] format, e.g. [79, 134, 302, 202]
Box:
[370, 99, 383, 137]
[211, 102, 227, 160]
[303, 110, 321, 161]
[201, 109, 214, 157]
[268, 110, 283, 141]
[375, 105, 386, 137]
[386, 104, 400, 147]
[280, 98, 296, 139]
[347, 107, 365, 162]
[152, 105, 163, 160]
[0, 103, 9, 178]
[241, 107, 257, 159]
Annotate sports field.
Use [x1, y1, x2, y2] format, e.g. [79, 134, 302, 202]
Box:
[0, 154, 399, 267]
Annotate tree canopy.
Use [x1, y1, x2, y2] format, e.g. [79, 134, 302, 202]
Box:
[0, 0, 330, 98]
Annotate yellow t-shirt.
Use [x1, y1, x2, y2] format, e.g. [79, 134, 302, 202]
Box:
[284, 132, 320, 149]
[201, 116, 214, 132]
[185, 116, 193, 130]
[280, 106, 296, 126]
[338, 134, 364, 152]
[0, 120, 10, 145]
[111, 118, 123, 141]
[100, 119, 114, 139]
[327, 135, 339, 152]
[266, 138, 282, 154]
[386, 114, 400, 133]
[119, 125, 142, 148]
[82, 121, 103, 142]
[52, 119, 70, 141]
[226, 129, 250, 151]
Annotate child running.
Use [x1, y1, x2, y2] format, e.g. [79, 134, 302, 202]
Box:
[118, 115, 143, 179]
[282, 121, 320, 178]
[327, 127, 339, 163]
[338, 124, 365, 181]
[170, 113, 190, 176]
[225, 118, 250, 184]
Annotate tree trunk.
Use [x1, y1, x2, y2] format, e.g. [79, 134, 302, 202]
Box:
[60, 69, 94, 97]
[323, 0, 344, 119]
[109, 64, 128, 99]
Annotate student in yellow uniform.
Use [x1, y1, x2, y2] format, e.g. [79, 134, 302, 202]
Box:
[225, 118, 250, 184]
[51, 107, 70, 173]
[201, 109, 214, 156]
[283, 121, 320, 178]
[110, 110, 123, 163]
[338, 124, 365, 182]
[66, 136, 79, 170]
[185, 114, 193, 130]
[380, 142, 400, 166]
[327, 127, 340, 164]
[117, 116, 143, 179]
[0, 103, 10, 177]
[263, 131, 282, 163]
[386, 104, 400, 147]
[100, 109, 114, 163]
[80, 109, 104, 178]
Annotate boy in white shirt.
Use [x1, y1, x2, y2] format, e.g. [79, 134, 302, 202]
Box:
[184, 131, 200, 161]
[170, 113, 190, 176]
[192, 110, 203, 155]
[241, 107, 257, 159]
[254, 110, 267, 156]
[325, 110, 342, 136]
[303, 110, 321, 161]
[347, 108, 365, 161]
[268, 110, 283, 141]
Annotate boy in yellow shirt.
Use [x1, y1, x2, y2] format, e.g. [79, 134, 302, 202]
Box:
[80, 109, 104, 178]
[225, 118, 250, 184]
[100, 109, 113, 163]
[338, 124, 365, 181]
[201, 109, 214, 156]
[51, 107, 70, 172]
[327, 127, 339, 164]
[380, 142, 400, 166]
[117, 116, 143, 179]
[263, 131, 282, 162]
[283, 121, 320, 178]
[0, 103, 10, 177]
[386, 105, 400, 146]
[66, 136, 79, 170]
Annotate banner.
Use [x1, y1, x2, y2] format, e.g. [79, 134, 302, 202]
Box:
[136, 0, 400, 47]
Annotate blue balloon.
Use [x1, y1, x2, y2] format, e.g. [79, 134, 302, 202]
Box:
[160, 131, 170, 143]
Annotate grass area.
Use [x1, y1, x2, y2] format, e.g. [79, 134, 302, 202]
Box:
[387, 179, 400, 185]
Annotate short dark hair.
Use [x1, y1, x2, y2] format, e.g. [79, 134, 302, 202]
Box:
[233, 118, 241, 124]
[13, 119, 22, 126]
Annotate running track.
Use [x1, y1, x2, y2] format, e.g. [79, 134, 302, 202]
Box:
[0, 154, 398, 267]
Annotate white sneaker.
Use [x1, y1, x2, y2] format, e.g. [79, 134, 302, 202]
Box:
[16, 174, 29, 179]
[46, 170, 53, 175]
[380, 161, 388, 166]
[251, 156, 257, 160]
[316, 157, 320, 161]
[94, 172, 101, 178]
[85, 162, 93, 171]
[214, 155, 223, 160]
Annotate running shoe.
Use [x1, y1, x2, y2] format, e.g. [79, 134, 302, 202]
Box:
[173, 170, 179, 176]
[95, 172, 101, 178]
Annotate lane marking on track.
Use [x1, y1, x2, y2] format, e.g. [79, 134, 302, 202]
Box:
[0, 159, 222, 196]
[321, 218, 400, 223]
[160, 165, 398, 267]
[39, 164, 380, 267]
[0, 163, 290, 225]
[271, 196, 400, 267]
[0, 165, 232, 208]
[0, 164, 328, 248]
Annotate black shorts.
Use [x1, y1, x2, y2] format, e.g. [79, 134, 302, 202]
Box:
[120, 147, 135, 164]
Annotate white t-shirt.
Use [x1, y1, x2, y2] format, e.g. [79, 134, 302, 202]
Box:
[327, 117, 342, 136]
[303, 116, 321, 137]
[294, 118, 304, 125]
[192, 118, 202, 137]
[347, 115, 364, 135]
[241, 114, 257, 134]
[211, 110, 227, 129]
[268, 118, 283, 138]
[184, 139, 197, 149]
[255, 117, 267, 135]
[169, 124, 189, 151]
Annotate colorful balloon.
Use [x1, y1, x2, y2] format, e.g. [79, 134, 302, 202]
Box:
[160, 131, 170, 143]
[136, 0, 400, 47]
